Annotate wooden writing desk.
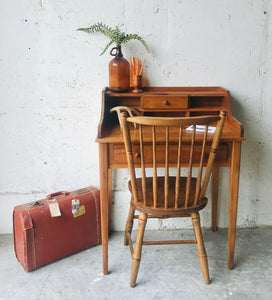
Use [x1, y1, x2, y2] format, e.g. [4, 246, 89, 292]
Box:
[96, 87, 245, 275]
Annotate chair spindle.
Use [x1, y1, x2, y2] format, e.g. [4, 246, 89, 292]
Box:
[185, 125, 196, 208]
[175, 126, 183, 209]
[139, 125, 147, 205]
[194, 125, 208, 206]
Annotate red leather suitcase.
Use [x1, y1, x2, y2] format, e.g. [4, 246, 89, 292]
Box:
[13, 186, 101, 271]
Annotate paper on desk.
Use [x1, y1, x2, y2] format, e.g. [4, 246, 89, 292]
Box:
[186, 125, 216, 134]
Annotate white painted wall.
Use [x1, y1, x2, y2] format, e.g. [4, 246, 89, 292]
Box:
[1, 0, 272, 233]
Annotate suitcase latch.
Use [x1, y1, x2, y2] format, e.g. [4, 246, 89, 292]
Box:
[28, 201, 44, 208]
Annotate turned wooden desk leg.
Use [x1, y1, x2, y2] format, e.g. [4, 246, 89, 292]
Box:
[211, 164, 220, 231]
[228, 141, 241, 270]
[108, 168, 112, 232]
[99, 143, 109, 275]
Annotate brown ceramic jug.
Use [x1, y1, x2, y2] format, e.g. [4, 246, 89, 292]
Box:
[109, 45, 130, 92]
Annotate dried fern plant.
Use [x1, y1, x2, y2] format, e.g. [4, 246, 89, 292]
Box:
[77, 22, 149, 55]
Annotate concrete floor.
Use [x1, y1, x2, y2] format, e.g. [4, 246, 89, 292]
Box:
[0, 228, 271, 300]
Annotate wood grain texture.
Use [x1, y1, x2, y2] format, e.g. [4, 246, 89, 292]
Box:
[96, 86, 245, 278]
[192, 212, 210, 284]
[121, 111, 226, 286]
[228, 141, 241, 270]
[99, 143, 109, 275]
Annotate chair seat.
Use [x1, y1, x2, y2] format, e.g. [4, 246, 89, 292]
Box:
[129, 177, 208, 216]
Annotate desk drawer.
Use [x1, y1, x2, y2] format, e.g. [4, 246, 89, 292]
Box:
[109, 143, 229, 168]
[142, 95, 188, 110]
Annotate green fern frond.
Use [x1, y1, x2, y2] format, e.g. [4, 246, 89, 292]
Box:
[77, 22, 115, 39]
[77, 22, 149, 55]
[122, 34, 150, 53]
[100, 40, 114, 56]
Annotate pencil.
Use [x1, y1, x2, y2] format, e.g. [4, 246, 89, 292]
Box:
[133, 57, 136, 75]
[139, 59, 145, 76]
[130, 57, 134, 74]
[136, 58, 139, 75]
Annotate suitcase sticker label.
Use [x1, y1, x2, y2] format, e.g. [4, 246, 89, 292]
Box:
[73, 205, 86, 218]
[72, 199, 80, 214]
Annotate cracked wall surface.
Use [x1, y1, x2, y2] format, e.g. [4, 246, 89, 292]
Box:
[1, 0, 272, 232]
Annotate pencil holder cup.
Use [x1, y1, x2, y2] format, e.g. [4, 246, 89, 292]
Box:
[131, 75, 143, 93]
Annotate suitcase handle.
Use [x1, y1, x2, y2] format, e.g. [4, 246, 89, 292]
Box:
[47, 191, 69, 199]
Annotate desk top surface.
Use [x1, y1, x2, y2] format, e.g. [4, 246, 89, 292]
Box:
[97, 124, 245, 143]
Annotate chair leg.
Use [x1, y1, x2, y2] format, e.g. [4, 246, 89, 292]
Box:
[130, 212, 147, 287]
[191, 212, 210, 284]
[124, 205, 135, 246]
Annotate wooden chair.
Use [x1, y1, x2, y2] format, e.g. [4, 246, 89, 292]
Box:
[120, 111, 226, 287]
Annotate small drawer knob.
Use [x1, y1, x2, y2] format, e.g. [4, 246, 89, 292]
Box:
[164, 100, 169, 105]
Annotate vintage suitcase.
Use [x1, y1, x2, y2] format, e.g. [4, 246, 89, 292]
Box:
[13, 186, 101, 271]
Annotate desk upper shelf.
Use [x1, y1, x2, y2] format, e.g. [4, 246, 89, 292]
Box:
[96, 87, 245, 142]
